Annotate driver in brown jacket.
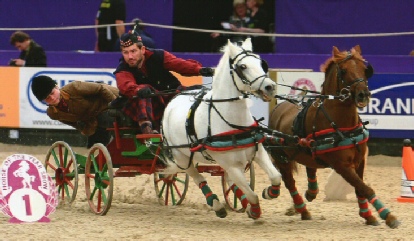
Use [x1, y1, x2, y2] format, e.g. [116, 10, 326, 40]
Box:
[31, 75, 119, 148]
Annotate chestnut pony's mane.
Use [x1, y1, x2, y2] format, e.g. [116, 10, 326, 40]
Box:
[320, 47, 366, 73]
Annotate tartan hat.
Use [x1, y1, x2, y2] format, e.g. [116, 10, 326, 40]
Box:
[120, 31, 143, 47]
[31, 75, 57, 101]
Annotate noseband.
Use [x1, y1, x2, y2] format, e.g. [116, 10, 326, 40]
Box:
[229, 49, 268, 93]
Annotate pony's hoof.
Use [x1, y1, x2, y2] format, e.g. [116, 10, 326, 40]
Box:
[386, 214, 401, 229]
[215, 208, 228, 218]
[284, 206, 299, 216]
[262, 186, 280, 200]
[305, 190, 318, 202]
[365, 216, 380, 226]
[246, 205, 261, 219]
[301, 210, 312, 220]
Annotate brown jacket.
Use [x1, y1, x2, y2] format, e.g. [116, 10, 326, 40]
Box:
[47, 81, 119, 136]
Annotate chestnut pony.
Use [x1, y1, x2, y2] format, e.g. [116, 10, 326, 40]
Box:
[268, 45, 400, 228]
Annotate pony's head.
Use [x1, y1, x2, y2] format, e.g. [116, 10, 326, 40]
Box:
[320, 45, 372, 108]
[223, 38, 276, 102]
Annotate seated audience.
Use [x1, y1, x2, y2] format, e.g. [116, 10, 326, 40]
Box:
[9, 31, 47, 67]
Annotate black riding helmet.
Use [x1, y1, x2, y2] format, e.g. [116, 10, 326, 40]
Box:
[31, 75, 57, 101]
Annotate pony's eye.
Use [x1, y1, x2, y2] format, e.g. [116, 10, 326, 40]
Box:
[240, 64, 247, 70]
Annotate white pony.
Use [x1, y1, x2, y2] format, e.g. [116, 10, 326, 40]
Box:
[161, 38, 282, 219]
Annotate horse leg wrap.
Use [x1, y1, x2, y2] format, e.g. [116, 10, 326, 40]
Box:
[357, 196, 373, 218]
[290, 188, 307, 213]
[262, 184, 280, 199]
[230, 184, 249, 209]
[368, 194, 390, 220]
[199, 181, 218, 207]
[247, 203, 261, 219]
[305, 176, 319, 201]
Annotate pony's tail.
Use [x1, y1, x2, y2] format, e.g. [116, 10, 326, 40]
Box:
[157, 154, 181, 174]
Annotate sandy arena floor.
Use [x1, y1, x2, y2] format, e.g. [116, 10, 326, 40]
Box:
[0, 143, 412, 240]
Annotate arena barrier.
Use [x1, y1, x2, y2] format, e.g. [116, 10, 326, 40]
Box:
[397, 139, 414, 203]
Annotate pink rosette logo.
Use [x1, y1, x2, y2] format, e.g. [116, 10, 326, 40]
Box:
[288, 78, 317, 95]
[0, 154, 58, 223]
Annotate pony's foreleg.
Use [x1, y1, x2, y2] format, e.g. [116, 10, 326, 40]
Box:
[277, 162, 312, 220]
[186, 165, 227, 218]
[337, 163, 400, 228]
[305, 167, 319, 202]
[253, 146, 282, 200]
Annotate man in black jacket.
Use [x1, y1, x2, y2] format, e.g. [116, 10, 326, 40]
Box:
[9, 31, 47, 67]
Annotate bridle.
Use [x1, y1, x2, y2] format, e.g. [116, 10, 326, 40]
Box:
[229, 49, 269, 94]
[334, 51, 373, 101]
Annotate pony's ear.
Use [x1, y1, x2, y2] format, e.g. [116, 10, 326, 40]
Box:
[353, 45, 362, 54]
[228, 39, 238, 55]
[241, 38, 253, 51]
[332, 46, 340, 57]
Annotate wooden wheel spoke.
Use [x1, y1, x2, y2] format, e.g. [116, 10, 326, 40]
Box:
[90, 186, 98, 200]
[165, 184, 171, 205]
[90, 155, 99, 172]
[172, 182, 183, 198]
[173, 176, 186, 184]
[102, 179, 111, 186]
[66, 158, 74, 169]
[64, 148, 69, 167]
[51, 149, 60, 167]
[64, 183, 71, 199]
[46, 161, 57, 171]
[65, 179, 74, 189]
[99, 187, 108, 204]
[86, 173, 95, 179]
[158, 183, 167, 198]
[58, 145, 64, 167]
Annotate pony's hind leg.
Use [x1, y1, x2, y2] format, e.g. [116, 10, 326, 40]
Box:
[336, 162, 400, 228]
[186, 164, 227, 218]
[305, 167, 319, 202]
[224, 166, 261, 219]
[272, 157, 312, 220]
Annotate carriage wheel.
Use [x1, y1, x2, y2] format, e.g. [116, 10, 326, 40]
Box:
[153, 172, 189, 206]
[44, 141, 78, 205]
[85, 143, 114, 216]
[222, 163, 255, 212]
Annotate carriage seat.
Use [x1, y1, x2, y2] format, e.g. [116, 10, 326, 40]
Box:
[108, 96, 137, 128]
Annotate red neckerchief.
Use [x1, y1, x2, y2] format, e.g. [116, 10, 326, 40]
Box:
[56, 97, 69, 112]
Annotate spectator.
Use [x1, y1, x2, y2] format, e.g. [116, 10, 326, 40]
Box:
[31, 75, 119, 148]
[233, 0, 273, 53]
[95, 0, 126, 52]
[130, 18, 156, 49]
[113, 32, 214, 134]
[9, 31, 47, 67]
[210, 0, 250, 51]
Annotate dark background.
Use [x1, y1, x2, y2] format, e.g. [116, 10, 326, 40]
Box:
[0, 0, 412, 55]
[172, 0, 275, 52]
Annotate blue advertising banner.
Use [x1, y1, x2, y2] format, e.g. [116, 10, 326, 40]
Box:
[360, 74, 414, 138]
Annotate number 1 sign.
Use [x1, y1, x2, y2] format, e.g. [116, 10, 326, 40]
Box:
[0, 154, 58, 223]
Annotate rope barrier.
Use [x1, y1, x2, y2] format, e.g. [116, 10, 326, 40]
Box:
[1, 22, 414, 38]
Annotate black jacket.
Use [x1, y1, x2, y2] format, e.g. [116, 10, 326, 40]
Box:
[19, 40, 47, 67]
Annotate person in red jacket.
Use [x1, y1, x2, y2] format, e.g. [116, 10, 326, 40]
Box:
[113, 32, 214, 134]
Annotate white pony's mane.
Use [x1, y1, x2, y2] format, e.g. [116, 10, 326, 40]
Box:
[214, 44, 232, 76]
